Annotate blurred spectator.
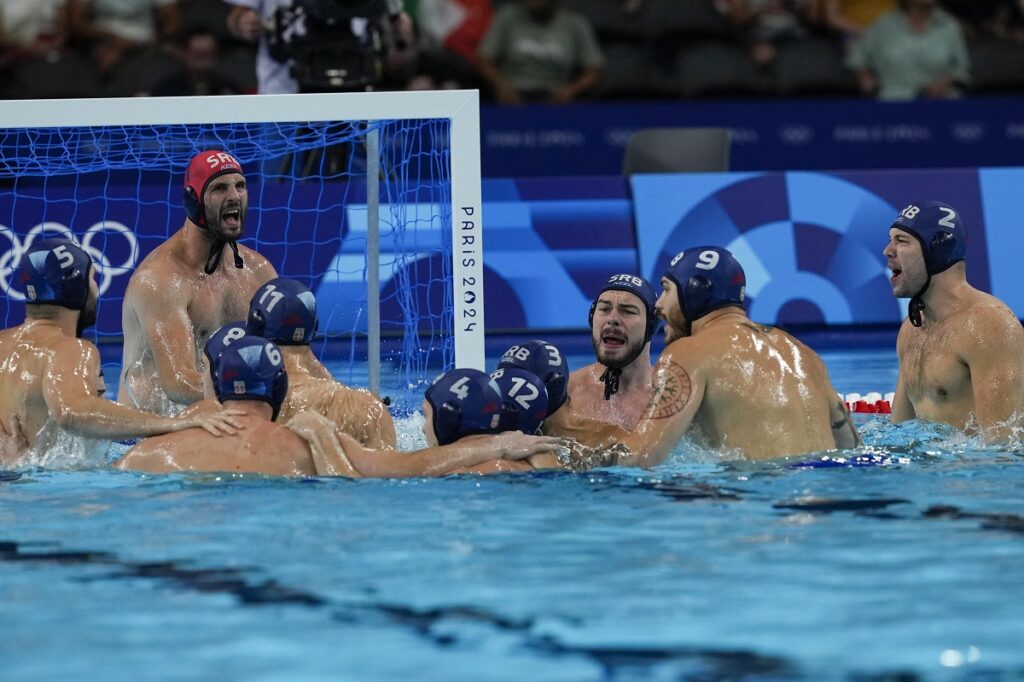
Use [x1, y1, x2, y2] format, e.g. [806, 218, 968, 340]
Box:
[716, 0, 816, 68]
[67, 0, 182, 75]
[847, 0, 969, 100]
[153, 30, 242, 95]
[224, 0, 413, 94]
[0, 1, 68, 67]
[477, 0, 604, 104]
[409, 0, 492, 90]
[942, 0, 1024, 41]
[813, 0, 897, 37]
[224, 0, 294, 93]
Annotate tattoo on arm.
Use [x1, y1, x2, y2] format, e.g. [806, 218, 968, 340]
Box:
[644, 359, 692, 420]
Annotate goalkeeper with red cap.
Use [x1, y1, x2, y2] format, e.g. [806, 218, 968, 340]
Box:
[119, 149, 277, 414]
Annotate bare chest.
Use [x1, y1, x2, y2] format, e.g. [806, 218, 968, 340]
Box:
[901, 324, 968, 402]
[572, 379, 651, 429]
[188, 271, 259, 342]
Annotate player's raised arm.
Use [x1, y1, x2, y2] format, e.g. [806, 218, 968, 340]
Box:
[130, 273, 205, 404]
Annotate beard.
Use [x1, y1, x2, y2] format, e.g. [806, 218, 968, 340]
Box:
[593, 332, 645, 370]
[206, 205, 246, 242]
[76, 295, 98, 338]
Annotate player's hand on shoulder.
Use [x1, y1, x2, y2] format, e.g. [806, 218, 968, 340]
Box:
[181, 409, 247, 437]
[285, 409, 338, 441]
[490, 431, 563, 460]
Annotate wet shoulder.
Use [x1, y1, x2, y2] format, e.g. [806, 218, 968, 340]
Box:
[568, 363, 600, 389]
[952, 293, 1024, 347]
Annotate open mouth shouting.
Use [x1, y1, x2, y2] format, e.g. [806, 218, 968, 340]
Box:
[600, 328, 627, 352]
[889, 264, 902, 286]
[221, 206, 242, 231]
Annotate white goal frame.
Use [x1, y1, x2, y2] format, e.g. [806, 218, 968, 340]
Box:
[0, 90, 487, 390]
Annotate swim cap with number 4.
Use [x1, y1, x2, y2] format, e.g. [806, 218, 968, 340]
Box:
[424, 368, 504, 446]
[664, 246, 746, 322]
[891, 201, 966, 275]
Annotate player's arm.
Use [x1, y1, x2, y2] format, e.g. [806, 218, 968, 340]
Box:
[829, 396, 860, 449]
[542, 404, 633, 449]
[890, 373, 915, 423]
[284, 411, 359, 477]
[890, 323, 916, 423]
[44, 339, 244, 439]
[961, 309, 1024, 441]
[130, 274, 204, 404]
[614, 349, 705, 468]
[287, 411, 561, 477]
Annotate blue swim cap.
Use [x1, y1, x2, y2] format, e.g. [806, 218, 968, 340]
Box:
[213, 335, 289, 420]
[490, 367, 548, 435]
[203, 321, 249, 382]
[664, 247, 746, 328]
[891, 201, 966, 276]
[17, 238, 92, 311]
[424, 368, 503, 446]
[588, 273, 660, 344]
[248, 277, 318, 345]
[497, 340, 569, 414]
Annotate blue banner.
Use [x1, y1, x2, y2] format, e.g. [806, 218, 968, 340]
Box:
[481, 97, 1024, 177]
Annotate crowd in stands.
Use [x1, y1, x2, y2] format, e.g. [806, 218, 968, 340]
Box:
[2, 0, 1024, 101]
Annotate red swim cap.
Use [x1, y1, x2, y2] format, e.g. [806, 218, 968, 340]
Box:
[183, 150, 244, 227]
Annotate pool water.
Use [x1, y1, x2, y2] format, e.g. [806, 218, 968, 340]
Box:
[2, 348, 1022, 681]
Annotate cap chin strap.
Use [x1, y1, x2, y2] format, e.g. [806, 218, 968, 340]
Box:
[600, 366, 621, 400]
[908, 271, 933, 327]
[204, 239, 244, 275]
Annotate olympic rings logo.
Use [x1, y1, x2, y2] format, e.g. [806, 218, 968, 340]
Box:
[0, 221, 139, 301]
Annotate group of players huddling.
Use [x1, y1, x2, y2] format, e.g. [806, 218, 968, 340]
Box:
[2, 150, 1022, 475]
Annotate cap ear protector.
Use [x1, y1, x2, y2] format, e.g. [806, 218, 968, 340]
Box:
[424, 368, 504, 446]
[664, 247, 746, 334]
[497, 340, 569, 414]
[213, 335, 288, 421]
[890, 201, 967, 327]
[490, 367, 548, 435]
[247, 277, 319, 346]
[183, 150, 244, 228]
[18, 237, 93, 311]
[587, 274, 660, 344]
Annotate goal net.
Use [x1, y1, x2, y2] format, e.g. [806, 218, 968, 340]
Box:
[0, 91, 485, 413]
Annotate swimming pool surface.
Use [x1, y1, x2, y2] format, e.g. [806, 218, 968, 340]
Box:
[2, 348, 1022, 681]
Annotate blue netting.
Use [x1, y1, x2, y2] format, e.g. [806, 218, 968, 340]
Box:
[0, 118, 454, 412]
